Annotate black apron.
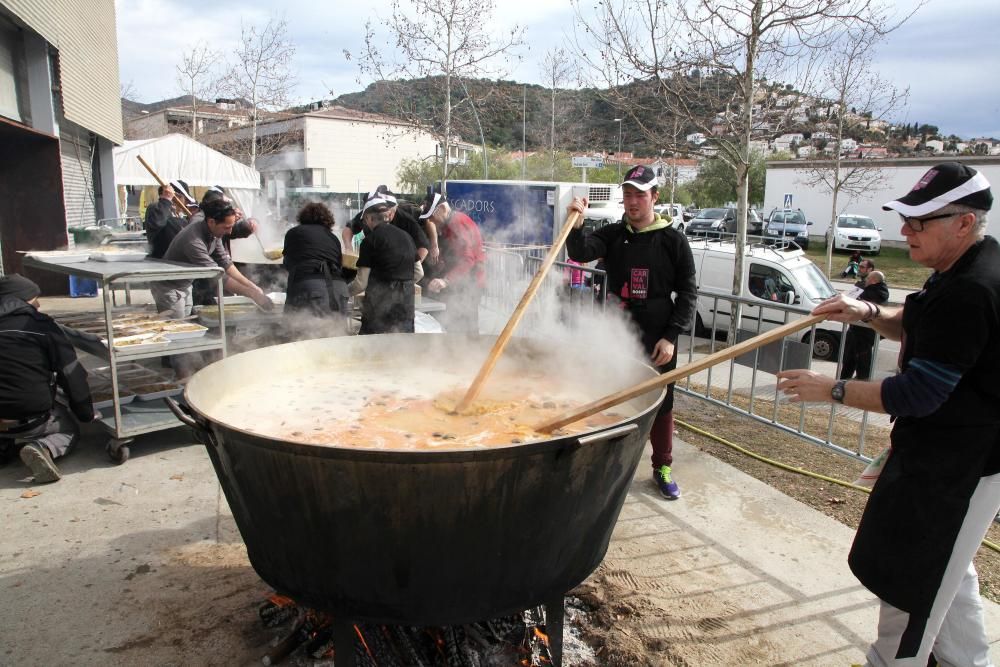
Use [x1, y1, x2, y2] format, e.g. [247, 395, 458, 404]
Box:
[286, 260, 348, 317]
[359, 278, 415, 335]
[606, 229, 678, 414]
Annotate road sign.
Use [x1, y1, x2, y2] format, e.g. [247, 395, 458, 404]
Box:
[572, 156, 604, 169]
[783, 193, 793, 209]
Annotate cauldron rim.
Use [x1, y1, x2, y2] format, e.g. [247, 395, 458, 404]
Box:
[183, 334, 666, 459]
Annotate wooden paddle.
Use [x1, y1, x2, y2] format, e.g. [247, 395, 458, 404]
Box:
[533, 313, 828, 434]
[453, 210, 583, 414]
[136, 155, 192, 216]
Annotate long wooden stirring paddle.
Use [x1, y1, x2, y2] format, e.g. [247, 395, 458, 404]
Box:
[136, 155, 192, 216]
[533, 313, 827, 434]
[453, 210, 583, 414]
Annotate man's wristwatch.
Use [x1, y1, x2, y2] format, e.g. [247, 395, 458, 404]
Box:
[831, 380, 846, 403]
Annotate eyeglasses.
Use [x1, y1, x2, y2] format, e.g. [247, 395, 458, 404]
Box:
[899, 212, 957, 232]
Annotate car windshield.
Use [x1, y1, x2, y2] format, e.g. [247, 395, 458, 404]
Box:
[770, 211, 806, 225]
[791, 263, 837, 301]
[699, 209, 727, 219]
[838, 216, 876, 229]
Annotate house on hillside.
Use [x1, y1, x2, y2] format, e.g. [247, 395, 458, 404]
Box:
[124, 100, 292, 140]
[200, 105, 477, 197]
[0, 0, 122, 292]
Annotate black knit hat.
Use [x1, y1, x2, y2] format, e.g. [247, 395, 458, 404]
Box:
[882, 162, 993, 216]
[0, 273, 41, 302]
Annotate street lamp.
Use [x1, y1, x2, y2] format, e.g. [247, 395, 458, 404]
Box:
[614, 118, 623, 180]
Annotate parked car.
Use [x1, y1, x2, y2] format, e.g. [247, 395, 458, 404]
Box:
[826, 214, 882, 255]
[686, 207, 763, 237]
[763, 208, 812, 250]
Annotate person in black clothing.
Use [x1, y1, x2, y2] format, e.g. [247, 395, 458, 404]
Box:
[566, 165, 697, 501]
[145, 183, 181, 255]
[0, 274, 95, 483]
[778, 163, 999, 666]
[839, 268, 889, 380]
[343, 185, 430, 281]
[349, 193, 417, 334]
[282, 202, 349, 329]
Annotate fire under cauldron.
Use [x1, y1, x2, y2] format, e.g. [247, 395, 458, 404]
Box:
[168, 334, 665, 666]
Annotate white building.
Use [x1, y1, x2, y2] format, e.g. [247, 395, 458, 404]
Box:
[774, 133, 804, 153]
[925, 139, 945, 153]
[764, 156, 1000, 245]
[204, 105, 476, 196]
[797, 146, 816, 158]
[686, 132, 707, 145]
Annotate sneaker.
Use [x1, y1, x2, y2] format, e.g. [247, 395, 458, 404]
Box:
[654, 465, 680, 500]
[19, 444, 61, 483]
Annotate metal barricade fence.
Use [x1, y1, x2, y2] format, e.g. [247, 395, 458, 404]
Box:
[482, 242, 886, 464]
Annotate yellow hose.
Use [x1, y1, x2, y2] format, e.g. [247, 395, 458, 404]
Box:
[674, 418, 1000, 555]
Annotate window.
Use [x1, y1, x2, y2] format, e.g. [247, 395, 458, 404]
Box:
[749, 264, 792, 301]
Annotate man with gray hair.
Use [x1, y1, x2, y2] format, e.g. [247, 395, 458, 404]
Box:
[776, 162, 999, 666]
[840, 263, 890, 380]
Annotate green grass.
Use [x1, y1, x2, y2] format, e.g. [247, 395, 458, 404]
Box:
[804, 244, 933, 290]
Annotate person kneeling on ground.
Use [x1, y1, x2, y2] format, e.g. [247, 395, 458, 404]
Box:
[0, 274, 96, 483]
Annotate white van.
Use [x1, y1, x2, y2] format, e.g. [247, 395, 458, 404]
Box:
[688, 239, 841, 359]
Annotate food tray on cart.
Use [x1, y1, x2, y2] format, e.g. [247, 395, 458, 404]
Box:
[89, 249, 148, 262]
[21, 250, 90, 263]
[90, 387, 137, 410]
[130, 382, 184, 402]
[196, 303, 283, 327]
[160, 322, 209, 340]
[103, 333, 171, 353]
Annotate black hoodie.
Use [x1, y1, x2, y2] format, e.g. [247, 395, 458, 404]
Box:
[0, 296, 94, 421]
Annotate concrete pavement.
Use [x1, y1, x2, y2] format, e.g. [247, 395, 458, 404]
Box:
[2, 423, 998, 664]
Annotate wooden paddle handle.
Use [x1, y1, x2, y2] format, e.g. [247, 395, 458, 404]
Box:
[136, 155, 192, 216]
[533, 313, 828, 433]
[454, 210, 583, 413]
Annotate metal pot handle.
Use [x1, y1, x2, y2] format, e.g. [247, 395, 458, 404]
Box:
[165, 396, 215, 446]
[576, 423, 639, 446]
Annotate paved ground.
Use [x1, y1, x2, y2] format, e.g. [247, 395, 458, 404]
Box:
[3, 422, 999, 665]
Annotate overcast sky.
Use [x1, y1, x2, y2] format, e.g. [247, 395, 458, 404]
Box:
[115, 0, 1000, 140]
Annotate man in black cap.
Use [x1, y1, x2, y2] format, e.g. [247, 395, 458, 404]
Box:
[342, 185, 430, 282]
[566, 165, 697, 502]
[777, 162, 999, 666]
[348, 193, 417, 334]
[144, 183, 177, 249]
[0, 274, 96, 483]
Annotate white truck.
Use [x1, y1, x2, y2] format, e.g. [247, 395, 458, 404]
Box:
[688, 238, 842, 359]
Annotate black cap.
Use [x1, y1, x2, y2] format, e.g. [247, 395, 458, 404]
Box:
[621, 165, 658, 191]
[882, 162, 993, 216]
[420, 192, 445, 220]
[0, 273, 41, 302]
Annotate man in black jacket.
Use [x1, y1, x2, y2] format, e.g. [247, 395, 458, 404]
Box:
[0, 274, 95, 483]
[840, 266, 890, 380]
[566, 165, 697, 501]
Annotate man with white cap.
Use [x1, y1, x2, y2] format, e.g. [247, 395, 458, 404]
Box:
[348, 193, 417, 334]
[0, 274, 96, 483]
[777, 162, 1000, 666]
[421, 192, 486, 334]
[565, 165, 697, 501]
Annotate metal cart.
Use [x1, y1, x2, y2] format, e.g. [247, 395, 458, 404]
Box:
[23, 255, 226, 463]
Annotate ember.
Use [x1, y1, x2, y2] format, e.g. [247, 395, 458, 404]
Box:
[256, 594, 588, 666]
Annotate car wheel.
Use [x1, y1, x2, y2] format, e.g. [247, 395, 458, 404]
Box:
[675, 222, 685, 233]
[805, 330, 840, 361]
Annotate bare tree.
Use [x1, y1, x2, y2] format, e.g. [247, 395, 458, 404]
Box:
[223, 17, 296, 168]
[352, 0, 524, 192]
[798, 23, 908, 276]
[176, 42, 219, 138]
[540, 48, 576, 180]
[571, 0, 904, 341]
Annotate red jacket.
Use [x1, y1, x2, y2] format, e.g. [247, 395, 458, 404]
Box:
[439, 211, 486, 289]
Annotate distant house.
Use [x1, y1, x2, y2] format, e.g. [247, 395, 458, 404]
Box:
[858, 145, 888, 159]
[124, 101, 291, 140]
[797, 146, 816, 158]
[925, 139, 945, 153]
[686, 132, 707, 145]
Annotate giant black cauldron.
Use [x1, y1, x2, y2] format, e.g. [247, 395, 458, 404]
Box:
[171, 334, 664, 664]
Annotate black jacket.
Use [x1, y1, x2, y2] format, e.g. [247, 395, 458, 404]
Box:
[0, 297, 94, 421]
[567, 219, 697, 344]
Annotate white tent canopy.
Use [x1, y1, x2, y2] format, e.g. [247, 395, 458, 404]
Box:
[114, 133, 260, 190]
